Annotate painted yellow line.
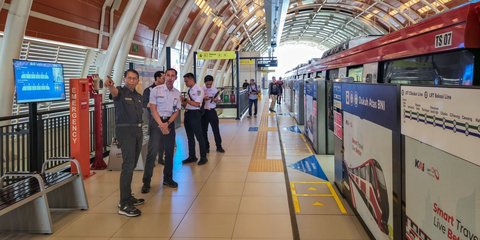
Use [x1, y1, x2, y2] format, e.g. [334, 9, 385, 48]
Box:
[290, 182, 301, 214]
[295, 194, 334, 197]
[299, 134, 314, 154]
[326, 182, 348, 214]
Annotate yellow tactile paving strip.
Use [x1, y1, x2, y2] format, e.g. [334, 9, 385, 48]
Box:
[248, 102, 284, 172]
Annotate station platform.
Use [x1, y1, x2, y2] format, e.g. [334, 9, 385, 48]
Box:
[0, 97, 369, 240]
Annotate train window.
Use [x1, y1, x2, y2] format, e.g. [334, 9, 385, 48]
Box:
[383, 50, 474, 85]
[347, 66, 363, 82]
[375, 166, 387, 190]
[327, 69, 339, 80]
[369, 166, 378, 190]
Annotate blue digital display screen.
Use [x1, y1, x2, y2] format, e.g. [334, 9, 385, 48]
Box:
[13, 60, 66, 104]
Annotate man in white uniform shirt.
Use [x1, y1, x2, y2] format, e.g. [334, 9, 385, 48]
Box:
[181, 73, 208, 165]
[143, 71, 166, 165]
[201, 75, 225, 153]
[141, 68, 181, 192]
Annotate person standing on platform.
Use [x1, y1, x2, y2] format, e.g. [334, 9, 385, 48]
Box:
[143, 71, 166, 165]
[247, 79, 259, 118]
[105, 69, 145, 217]
[181, 73, 208, 165]
[242, 79, 249, 89]
[141, 68, 181, 192]
[268, 76, 279, 112]
[201, 75, 225, 153]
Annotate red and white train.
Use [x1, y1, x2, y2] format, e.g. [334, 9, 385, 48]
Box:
[348, 158, 390, 235]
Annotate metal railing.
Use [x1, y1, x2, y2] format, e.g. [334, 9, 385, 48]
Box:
[238, 89, 249, 118]
[0, 102, 115, 176]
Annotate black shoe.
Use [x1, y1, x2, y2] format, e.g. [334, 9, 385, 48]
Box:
[182, 157, 198, 164]
[163, 179, 178, 188]
[130, 196, 145, 206]
[198, 158, 208, 165]
[141, 184, 150, 194]
[118, 204, 141, 217]
[117, 195, 145, 208]
[158, 159, 165, 165]
[216, 148, 225, 153]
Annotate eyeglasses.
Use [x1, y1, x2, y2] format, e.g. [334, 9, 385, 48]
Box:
[125, 77, 138, 80]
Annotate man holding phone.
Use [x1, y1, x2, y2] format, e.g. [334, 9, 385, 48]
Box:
[201, 75, 225, 153]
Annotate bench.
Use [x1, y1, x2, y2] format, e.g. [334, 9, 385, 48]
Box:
[0, 158, 89, 234]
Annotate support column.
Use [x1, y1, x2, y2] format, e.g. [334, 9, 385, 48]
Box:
[81, 49, 97, 77]
[112, 0, 147, 84]
[99, 0, 141, 80]
[0, 0, 33, 119]
[183, 15, 213, 74]
[158, 0, 195, 67]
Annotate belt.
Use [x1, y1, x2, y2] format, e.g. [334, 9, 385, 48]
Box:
[117, 123, 142, 127]
[205, 108, 215, 111]
[185, 109, 200, 112]
[160, 116, 171, 120]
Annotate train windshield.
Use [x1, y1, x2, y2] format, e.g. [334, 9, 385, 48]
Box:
[375, 166, 387, 190]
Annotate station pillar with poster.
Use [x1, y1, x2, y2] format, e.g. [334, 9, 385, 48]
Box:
[69, 79, 92, 178]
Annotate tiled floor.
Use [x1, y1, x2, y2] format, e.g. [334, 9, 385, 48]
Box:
[0, 94, 371, 240]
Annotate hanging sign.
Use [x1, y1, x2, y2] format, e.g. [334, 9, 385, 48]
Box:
[197, 51, 236, 60]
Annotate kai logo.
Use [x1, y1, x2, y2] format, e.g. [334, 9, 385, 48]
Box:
[414, 158, 425, 171]
[414, 158, 440, 180]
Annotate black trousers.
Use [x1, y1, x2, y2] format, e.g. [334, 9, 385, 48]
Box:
[201, 109, 222, 150]
[184, 110, 207, 158]
[116, 126, 143, 205]
[147, 113, 165, 161]
[248, 99, 258, 116]
[143, 120, 175, 184]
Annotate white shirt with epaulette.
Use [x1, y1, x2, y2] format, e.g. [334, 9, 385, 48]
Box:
[186, 84, 204, 110]
[149, 84, 181, 117]
[203, 86, 219, 109]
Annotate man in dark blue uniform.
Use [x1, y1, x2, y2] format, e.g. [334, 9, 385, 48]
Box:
[105, 69, 144, 217]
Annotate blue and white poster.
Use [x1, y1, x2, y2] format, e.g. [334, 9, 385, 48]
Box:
[342, 84, 399, 240]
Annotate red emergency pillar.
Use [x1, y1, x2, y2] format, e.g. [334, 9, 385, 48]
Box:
[70, 79, 92, 178]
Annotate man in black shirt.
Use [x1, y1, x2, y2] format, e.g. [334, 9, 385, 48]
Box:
[105, 69, 144, 217]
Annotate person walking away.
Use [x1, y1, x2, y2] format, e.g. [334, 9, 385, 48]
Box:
[141, 68, 181, 193]
[277, 77, 284, 104]
[105, 69, 145, 217]
[268, 76, 279, 112]
[247, 79, 258, 118]
[181, 73, 208, 165]
[143, 71, 166, 165]
[201, 75, 225, 153]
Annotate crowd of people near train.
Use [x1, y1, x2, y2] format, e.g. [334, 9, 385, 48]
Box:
[104, 68, 225, 217]
[104, 69, 285, 217]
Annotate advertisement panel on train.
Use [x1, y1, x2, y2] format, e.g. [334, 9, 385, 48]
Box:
[401, 86, 480, 240]
[342, 83, 399, 240]
[304, 79, 317, 148]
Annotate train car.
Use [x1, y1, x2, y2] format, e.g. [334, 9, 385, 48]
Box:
[347, 158, 389, 235]
[287, 1, 480, 85]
